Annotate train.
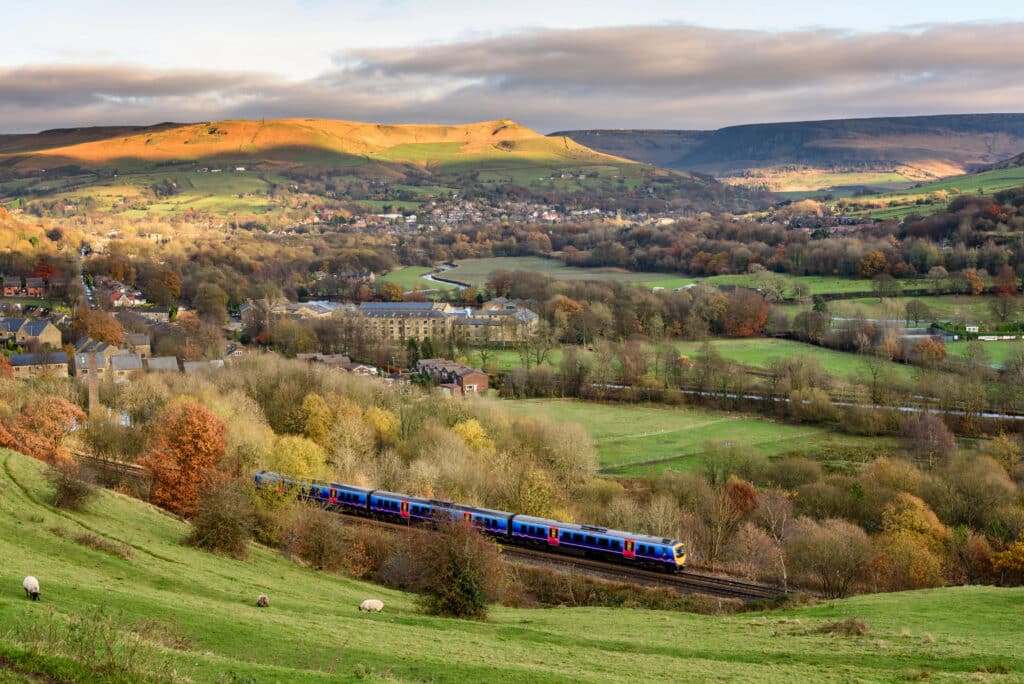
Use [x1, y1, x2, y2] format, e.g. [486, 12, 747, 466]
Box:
[253, 471, 687, 572]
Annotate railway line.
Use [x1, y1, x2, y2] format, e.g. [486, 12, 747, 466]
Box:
[75, 453, 790, 601]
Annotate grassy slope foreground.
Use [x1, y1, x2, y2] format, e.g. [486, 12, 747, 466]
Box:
[2, 448, 1023, 682]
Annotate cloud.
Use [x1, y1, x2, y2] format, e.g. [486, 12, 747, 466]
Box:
[2, 23, 1024, 132]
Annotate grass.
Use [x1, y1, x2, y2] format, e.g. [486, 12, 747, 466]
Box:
[673, 338, 920, 385]
[947, 339, 1023, 367]
[2, 448, 1024, 681]
[840, 166, 1024, 219]
[825, 295, 1003, 325]
[380, 266, 457, 291]
[473, 338, 916, 386]
[444, 257, 930, 296]
[502, 400, 894, 475]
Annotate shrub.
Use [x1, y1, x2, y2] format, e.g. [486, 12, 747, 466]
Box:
[283, 504, 348, 572]
[47, 462, 97, 511]
[414, 517, 505, 619]
[186, 479, 255, 558]
[75, 533, 134, 560]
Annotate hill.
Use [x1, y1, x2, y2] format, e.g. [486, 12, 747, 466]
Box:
[0, 117, 754, 221]
[3, 447, 1024, 682]
[987, 150, 1024, 171]
[557, 114, 1024, 193]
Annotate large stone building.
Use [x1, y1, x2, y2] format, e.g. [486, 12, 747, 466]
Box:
[0, 319, 62, 349]
[356, 299, 538, 343]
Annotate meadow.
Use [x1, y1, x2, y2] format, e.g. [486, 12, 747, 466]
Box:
[3, 447, 1022, 682]
[444, 256, 922, 296]
[380, 266, 457, 291]
[474, 338, 917, 387]
[502, 400, 895, 475]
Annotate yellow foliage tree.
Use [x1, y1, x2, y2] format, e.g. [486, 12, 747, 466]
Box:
[452, 419, 494, 453]
[268, 435, 328, 481]
[301, 393, 334, 448]
[364, 406, 399, 449]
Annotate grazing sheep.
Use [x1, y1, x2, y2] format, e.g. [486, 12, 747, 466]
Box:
[358, 599, 384, 613]
[256, 594, 269, 608]
[22, 576, 40, 601]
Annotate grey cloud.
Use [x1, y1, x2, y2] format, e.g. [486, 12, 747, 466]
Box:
[2, 23, 1024, 132]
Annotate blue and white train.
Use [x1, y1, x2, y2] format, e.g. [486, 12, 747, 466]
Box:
[253, 471, 686, 572]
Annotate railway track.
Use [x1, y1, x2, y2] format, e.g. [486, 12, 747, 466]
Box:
[73, 453, 790, 601]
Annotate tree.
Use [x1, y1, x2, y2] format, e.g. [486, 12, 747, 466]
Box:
[0, 355, 11, 379]
[900, 415, 956, 467]
[186, 479, 255, 558]
[913, 338, 948, 367]
[993, 266, 1020, 296]
[301, 393, 334, 448]
[365, 406, 399, 449]
[0, 396, 86, 464]
[414, 518, 505, 619]
[268, 435, 328, 481]
[140, 400, 227, 517]
[784, 517, 872, 598]
[452, 419, 493, 452]
[989, 295, 1020, 323]
[904, 300, 933, 326]
[72, 309, 124, 346]
[379, 281, 404, 302]
[193, 283, 229, 324]
[722, 290, 768, 338]
[964, 269, 985, 296]
[857, 251, 888, 278]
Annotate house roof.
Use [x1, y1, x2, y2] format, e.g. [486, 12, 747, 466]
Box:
[75, 338, 114, 354]
[0, 318, 25, 333]
[183, 360, 225, 374]
[2, 277, 20, 287]
[24, 277, 45, 287]
[146, 356, 180, 372]
[110, 353, 143, 371]
[20, 320, 54, 336]
[125, 333, 151, 346]
[9, 352, 67, 366]
[359, 302, 443, 312]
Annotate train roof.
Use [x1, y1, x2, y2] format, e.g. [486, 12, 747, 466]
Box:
[512, 515, 682, 546]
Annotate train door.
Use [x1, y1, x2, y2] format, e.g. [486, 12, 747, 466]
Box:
[463, 511, 473, 525]
[547, 527, 559, 546]
[329, 488, 338, 504]
[400, 500, 410, 519]
[623, 539, 636, 559]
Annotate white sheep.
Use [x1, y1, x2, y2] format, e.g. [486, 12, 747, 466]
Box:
[256, 594, 269, 608]
[22, 576, 40, 601]
[358, 599, 384, 613]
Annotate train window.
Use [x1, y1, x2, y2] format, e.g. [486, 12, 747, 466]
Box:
[638, 544, 647, 555]
[561, 532, 570, 540]
[612, 541, 621, 550]
[585, 535, 595, 545]
[573, 533, 583, 543]
[598, 538, 608, 548]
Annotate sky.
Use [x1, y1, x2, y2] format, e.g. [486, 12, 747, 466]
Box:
[2, 0, 1024, 133]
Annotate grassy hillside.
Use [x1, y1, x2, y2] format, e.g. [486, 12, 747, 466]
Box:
[559, 114, 1024, 193]
[503, 400, 894, 475]
[3, 448, 1024, 682]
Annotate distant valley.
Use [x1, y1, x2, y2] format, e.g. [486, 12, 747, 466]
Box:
[556, 114, 1024, 194]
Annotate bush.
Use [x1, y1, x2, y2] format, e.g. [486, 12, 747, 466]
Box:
[283, 504, 348, 572]
[47, 462, 97, 511]
[414, 517, 505, 619]
[186, 479, 255, 558]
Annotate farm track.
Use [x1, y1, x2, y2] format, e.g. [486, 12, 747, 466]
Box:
[76, 453, 788, 601]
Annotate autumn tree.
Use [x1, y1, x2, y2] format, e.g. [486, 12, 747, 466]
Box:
[301, 393, 334, 448]
[993, 265, 1020, 296]
[873, 493, 949, 590]
[72, 309, 124, 346]
[904, 300, 933, 326]
[964, 269, 985, 296]
[140, 400, 227, 517]
[193, 283, 229, 325]
[784, 517, 872, 598]
[414, 517, 506, 619]
[378, 281, 404, 302]
[0, 355, 11, 379]
[0, 396, 86, 464]
[722, 290, 767, 338]
[857, 251, 888, 278]
[899, 414, 956, 467]
[267, 435, 328, 481]
[913, 338, 948, 367]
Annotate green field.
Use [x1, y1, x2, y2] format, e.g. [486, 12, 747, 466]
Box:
[947, 339, 1023, 367]
[444, 257, 929, 296]
[476, 338, 916, 386]
[503, 400, 894, 475]
[840, 166, 1024, 219]
[380, 266, 457, 291]
[673, 338, 920, 385]
[825, 295, 1005, 325]
[4, 448, 1024, 681]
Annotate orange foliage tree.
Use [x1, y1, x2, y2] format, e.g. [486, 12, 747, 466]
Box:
[72, 309, 125, 346]
[913, 338, 948, 367]
[722, 290, 768, 338]
[964, 269, 985, 296]
[140, 400, 227, 517]
[0, 396, 86, 464]
[857, 251, 888, 278]
[0, 355, 12, 379]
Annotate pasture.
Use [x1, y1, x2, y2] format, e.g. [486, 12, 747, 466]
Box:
[380, 266, 457, 291]
[502, 400, 895, 475]
[1, 448, 1022, 682]
[444, 257, 930, 296]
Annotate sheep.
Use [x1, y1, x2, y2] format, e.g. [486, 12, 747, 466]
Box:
[22, 576, 40, 601]
[256, 594, 269, 608]
[358, 599, 384, 613]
